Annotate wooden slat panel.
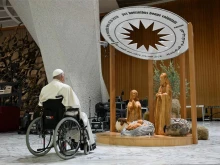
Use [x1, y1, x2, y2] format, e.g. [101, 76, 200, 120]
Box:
[115, 51, 132, 100]
[148, 60, 154, 122]
[179, 53, 186, 119]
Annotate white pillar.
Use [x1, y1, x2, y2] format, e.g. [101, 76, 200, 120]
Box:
[9, 0, 109, 115]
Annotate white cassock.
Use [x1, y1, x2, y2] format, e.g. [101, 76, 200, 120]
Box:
[39, 79, 95, 145]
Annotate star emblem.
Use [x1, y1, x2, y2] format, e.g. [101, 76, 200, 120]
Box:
[121, 21, 169, 51]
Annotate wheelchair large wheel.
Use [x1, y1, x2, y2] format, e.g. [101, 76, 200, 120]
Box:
[26, 117, 53, 156]
[53, 117, 81, 160]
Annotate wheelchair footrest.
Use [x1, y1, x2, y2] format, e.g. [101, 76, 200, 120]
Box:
[80, 142, 96, 151]
[37, 145, 53, 152]
[37, 148, 46, 152]
[90, 143, 96, 150]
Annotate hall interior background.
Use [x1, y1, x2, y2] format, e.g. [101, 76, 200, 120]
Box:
[0, 0, 220, 119]
[101, 0, 220, 118]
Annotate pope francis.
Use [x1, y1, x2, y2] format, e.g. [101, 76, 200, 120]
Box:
[38, 69, 95, 149]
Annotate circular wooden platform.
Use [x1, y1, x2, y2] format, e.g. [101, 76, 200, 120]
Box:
[96, 132, 193, 146]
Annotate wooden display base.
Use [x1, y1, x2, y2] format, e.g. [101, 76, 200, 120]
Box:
[96, 132, 193, 146]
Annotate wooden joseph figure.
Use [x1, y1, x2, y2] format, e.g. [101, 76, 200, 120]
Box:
[154, 73, 172, 135]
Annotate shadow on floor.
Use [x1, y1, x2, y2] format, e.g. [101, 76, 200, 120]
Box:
[16, 151, 95, 164]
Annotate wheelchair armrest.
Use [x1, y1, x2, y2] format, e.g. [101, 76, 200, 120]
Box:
[66, 108, 79, 111]
[65, 108, 79, 117]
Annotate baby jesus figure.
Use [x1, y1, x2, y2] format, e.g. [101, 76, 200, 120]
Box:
[126, 120, 147, 130]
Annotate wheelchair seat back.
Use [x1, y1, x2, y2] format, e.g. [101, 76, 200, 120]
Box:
[42, 98, 65, 130]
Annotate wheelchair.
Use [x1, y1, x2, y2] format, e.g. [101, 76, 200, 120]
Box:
[26, 96, 93, 159]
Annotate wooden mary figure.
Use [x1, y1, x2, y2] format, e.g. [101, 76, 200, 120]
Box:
[126, 89, 142, 123]
[155, 73, 172, 135]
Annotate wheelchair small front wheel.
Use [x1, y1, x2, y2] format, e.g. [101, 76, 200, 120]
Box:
[84, 140, 90, 155]
[53, 117, 81, 160]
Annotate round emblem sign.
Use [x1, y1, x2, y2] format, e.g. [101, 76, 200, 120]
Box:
[101, 6, 188, 60]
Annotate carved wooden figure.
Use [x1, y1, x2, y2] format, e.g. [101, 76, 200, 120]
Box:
[126, 89, 142, 123]
[154, 73, 172, 135]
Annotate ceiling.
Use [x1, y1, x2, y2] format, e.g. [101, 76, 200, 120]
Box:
[0, 0, 22, 28]
[99, 0, 175, 13]
[0, 0, 175, 28]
